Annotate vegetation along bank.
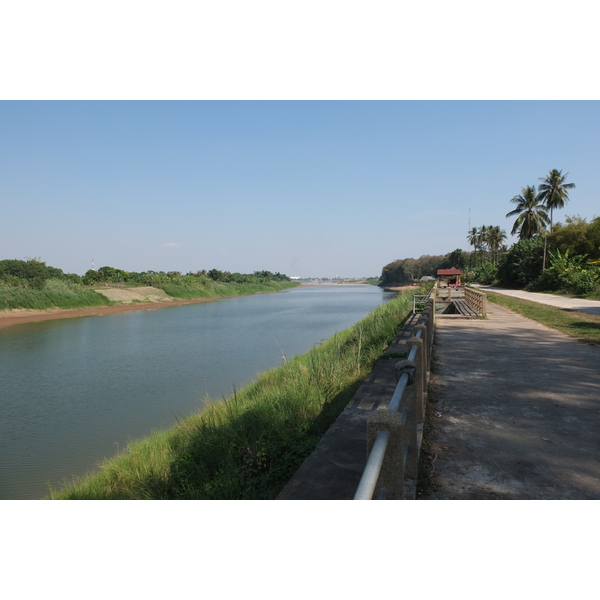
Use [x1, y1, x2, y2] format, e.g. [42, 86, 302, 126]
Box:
[0, 259, 300, 326]
[50, 285, 426, 499]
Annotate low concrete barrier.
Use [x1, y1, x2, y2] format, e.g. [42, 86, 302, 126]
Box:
[354, 293, 434, 500]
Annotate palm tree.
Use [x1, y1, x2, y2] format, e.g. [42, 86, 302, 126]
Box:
[538, 169, 575, 268]
[478, 225, 489, 263]
[506, 185, 550, 240]
[486, 225, 507, 264]
[467, 227, 480, 266]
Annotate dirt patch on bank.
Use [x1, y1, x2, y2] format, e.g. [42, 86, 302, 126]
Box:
[93, 286, 172, 303]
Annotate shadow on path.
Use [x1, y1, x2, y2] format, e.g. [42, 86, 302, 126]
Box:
[424, 302, 600, 499]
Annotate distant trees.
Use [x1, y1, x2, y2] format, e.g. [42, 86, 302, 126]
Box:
[0, 258, 78, 288]
[80, 266, 292, 286]
[465, 225, 506, 269]
[380, 254, 448, 286]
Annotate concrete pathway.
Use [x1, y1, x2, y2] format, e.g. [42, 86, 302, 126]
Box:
[424, 301, 600, 499]
[473, 285, 600, 316]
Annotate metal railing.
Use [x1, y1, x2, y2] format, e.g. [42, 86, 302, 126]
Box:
[354, 294, 434, 500]
[412, 294, 429, 314]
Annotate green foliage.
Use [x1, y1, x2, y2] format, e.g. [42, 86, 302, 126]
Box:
[496, 237, 544, 288]
[561, 269, 598, 295]
[440, 248, 468, 271]
[2, 258, 297, 311]
[0, 278, 111, 310]
[380, 255, 446, 286]
[0, 258, 77, 289]
[81, 265, 292, 288]
[528, 248, 599, 295]
[380, 259, 410, 286]
[471, 262, 498, 285]
[548, 216, 600, 261]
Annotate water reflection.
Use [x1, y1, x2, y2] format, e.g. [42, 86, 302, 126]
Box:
[0, 285, 395, 499]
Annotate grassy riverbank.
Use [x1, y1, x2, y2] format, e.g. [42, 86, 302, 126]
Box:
[50, 285, 426, 500]
[486, 292, 600, 345]
[0, 279, 300, 312]
[0, 279, 113, 310]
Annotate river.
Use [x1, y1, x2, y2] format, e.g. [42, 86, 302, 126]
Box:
[0, 285, 397, 499]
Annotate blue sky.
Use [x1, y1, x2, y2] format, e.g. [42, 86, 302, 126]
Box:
[1, 101, 598, 278]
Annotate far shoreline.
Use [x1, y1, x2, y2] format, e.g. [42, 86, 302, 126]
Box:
[0, 283, 408, 330]
[0, 292, 274, 330]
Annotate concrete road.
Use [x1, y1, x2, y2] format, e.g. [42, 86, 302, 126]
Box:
[424, 301, 600, 499]
[473, 285, 600, 316]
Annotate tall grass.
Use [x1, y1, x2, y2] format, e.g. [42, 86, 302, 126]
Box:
[50, 285, 428, 500]
[0, 279, 112, 310]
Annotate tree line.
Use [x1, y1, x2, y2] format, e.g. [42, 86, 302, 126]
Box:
[380, 168, 599, 296]
[0, 259, 292, 289]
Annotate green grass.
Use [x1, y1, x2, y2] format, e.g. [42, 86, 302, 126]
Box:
[486, 292, 600, 345]
[0, 279, 112, 310]
[50, 285, 428, 500]
[0, 279, 299, 311]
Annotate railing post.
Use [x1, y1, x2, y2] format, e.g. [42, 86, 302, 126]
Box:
[412, 324, 428, 373]
[366, 411, 406, 499]
[420, 311, 433, 355]
[402, 384, 419, 480]
[405, 336, 425, 423]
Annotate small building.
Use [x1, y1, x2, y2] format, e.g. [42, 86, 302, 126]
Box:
[437, 267, 463, 287]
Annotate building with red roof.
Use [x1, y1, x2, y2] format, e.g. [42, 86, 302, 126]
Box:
[437, 267, 463, 287]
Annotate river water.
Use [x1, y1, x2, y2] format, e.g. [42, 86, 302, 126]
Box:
[0, 285, 397, 499]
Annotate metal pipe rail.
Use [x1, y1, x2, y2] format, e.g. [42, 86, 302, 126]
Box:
[353, 297, 434, 500]
[412, 294, 429, 314]
[354, 430, 390, 500]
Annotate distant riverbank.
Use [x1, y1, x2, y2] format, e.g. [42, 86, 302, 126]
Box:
[0, 283, 298, 330]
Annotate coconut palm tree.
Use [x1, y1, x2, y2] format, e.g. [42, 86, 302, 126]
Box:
[467, 227, 480, 266]
[538, 169, 575, 268]
[538, 169, 576, 230]
[478, 225, 489, 263]
[486, 225, 507, 264]
[506, 185, 550, 240]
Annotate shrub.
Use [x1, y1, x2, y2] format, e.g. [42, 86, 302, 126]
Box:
[496, 238, 544, 288]
[561, 269, 598, 295]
